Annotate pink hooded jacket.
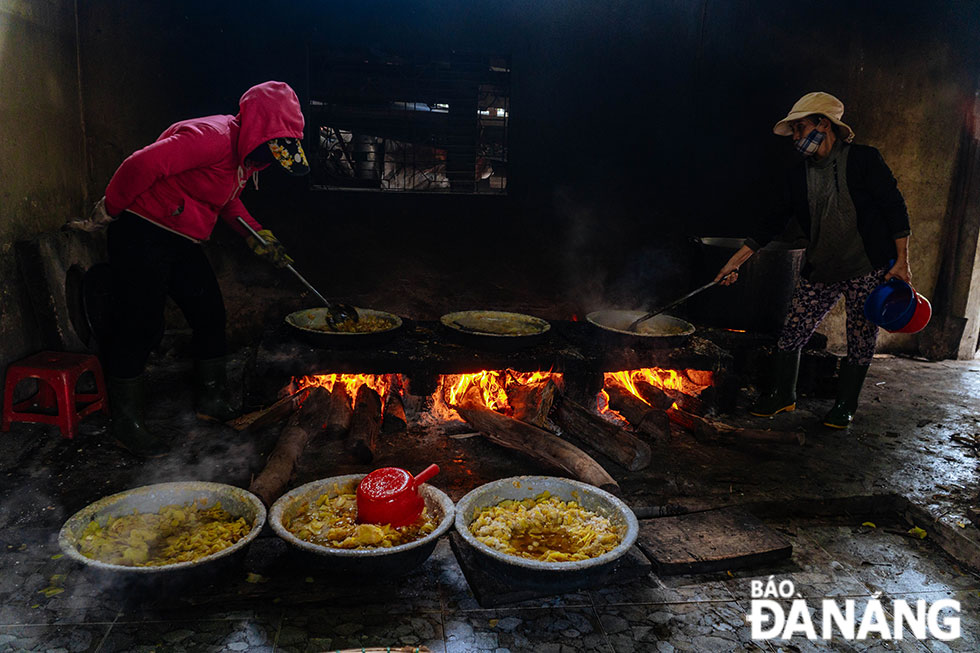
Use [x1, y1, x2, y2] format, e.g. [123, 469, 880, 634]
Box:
[104, 81, 304, 241]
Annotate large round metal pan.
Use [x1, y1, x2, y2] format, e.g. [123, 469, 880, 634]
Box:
[455, 476, 639, 594]
[58, 482, 266, 581]
[586, 310, 694, 348]
[285, 307, 403, 348]
[440, 310, 551, 351]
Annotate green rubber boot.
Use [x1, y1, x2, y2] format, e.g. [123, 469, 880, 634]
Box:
[107, 375, 169, 458]
[823, 361, 870, 429]
[194, 356, 238, 422]
[749, 349, 801, 417]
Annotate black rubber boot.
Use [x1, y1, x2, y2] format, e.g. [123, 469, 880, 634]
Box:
[107, 375, 169, 458]
[749, 349, 801, 417]
[822, 361, 870, 429]
[194, 356, 238, 422]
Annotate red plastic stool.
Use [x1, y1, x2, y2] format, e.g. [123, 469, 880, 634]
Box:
[1, 351, 109, 439]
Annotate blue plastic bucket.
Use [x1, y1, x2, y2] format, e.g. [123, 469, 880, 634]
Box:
[864, 279, 917, 331]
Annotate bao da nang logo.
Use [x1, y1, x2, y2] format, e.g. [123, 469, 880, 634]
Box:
[747, 577, 961, 642]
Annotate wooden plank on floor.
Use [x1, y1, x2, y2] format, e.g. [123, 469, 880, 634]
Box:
[637, 506, 792, 576]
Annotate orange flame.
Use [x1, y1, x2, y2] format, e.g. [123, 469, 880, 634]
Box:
[446, 370, 510, 411]
[294, 373, 399, 407]
[445, 369, 563, 409]
[435, 368, 565, 422]
[599, 367, 712, 415]
[605, 368, 690, 393]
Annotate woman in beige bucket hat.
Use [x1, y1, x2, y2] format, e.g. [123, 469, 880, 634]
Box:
[714, 91, 912, 429]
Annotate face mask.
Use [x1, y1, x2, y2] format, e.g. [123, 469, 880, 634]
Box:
[794, 127, 825, 157]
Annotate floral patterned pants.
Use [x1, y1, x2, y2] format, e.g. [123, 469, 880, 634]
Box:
[777, 268, 887, 366]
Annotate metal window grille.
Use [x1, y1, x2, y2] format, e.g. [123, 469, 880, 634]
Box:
[308, 49, 509, 194]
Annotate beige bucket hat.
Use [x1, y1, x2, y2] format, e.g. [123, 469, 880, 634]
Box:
[773, 92, 854, 143]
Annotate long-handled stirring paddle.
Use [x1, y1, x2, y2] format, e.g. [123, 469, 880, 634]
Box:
[628, 273, 734, 332]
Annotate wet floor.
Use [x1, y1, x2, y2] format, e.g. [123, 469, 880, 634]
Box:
[0, 352, 978, 651]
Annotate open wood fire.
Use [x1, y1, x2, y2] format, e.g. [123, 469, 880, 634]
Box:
[237, 365, 802, 506]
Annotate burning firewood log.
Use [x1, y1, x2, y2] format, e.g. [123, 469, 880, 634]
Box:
[347, 384, 383, 464]
[324, 385, 353, 438]
[550, 394, 653, 471]
[455, 385, 619, 495]
[506, 379, 558, 428]
[382, 390, 407, 434]
[667, 405, 805, 446]
[603, 381, 670, 442]
[226, 389, 306, 432]
[249, 386, 333, 506]
[632, 380, 674, 411]
[631, 378, 706, 415]
[685, 369, 714, 386]
[662, 387, 707, 416]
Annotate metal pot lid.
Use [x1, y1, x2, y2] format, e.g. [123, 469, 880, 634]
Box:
[285, 307, 402, 336]
[586, 310, 695, 337]
[440, 310, 551, 338]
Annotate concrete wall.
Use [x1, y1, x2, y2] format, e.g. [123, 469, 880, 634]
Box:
[0, 0, 86, 370]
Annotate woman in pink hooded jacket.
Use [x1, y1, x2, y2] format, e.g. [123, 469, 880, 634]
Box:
[100, 80, 309, 457]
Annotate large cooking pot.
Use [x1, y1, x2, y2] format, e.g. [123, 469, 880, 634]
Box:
[686, 237, 804, 333]
[285, 307, 403, 348]
[586, 310, 694, 349]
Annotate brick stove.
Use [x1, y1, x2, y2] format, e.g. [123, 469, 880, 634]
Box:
[245, 319, 737, 412]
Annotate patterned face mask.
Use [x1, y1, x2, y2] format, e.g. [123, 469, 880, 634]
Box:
[267, 138, 310, 176]
[794, 127, 825, 157]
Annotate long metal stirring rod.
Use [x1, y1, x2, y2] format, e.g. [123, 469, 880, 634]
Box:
[628, 273, 733, 332]
[236, 216, 333, 308]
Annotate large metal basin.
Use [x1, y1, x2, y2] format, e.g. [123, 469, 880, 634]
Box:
[270, 474, 454, 576]
[58, 481, 266, 576]
[454, 476, 639, 593]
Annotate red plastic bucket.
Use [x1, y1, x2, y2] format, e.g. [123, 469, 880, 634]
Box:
[864, 279, 916, 330]
[893, 293, 932, 334]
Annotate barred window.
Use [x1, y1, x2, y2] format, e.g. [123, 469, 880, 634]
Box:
[308, 49, 509, 194]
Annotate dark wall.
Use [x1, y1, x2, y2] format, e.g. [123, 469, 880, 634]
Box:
[78, 1, 980, 347]
[0, 0, 85, 372]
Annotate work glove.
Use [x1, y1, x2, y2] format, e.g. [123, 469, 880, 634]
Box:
[247, 229, 294, 269]
[91, 196, 116, 225]
[66, 196, 117, 232]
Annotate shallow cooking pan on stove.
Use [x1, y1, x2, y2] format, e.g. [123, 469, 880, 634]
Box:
[285, 307, 403, 348]
[440, 310, 551, 352]
[586, 310, 694, 349]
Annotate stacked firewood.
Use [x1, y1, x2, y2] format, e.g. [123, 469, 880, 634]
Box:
[232, 382, 406, 506]
[452, 375, 804, 497]
[235, 372, 803, 506]
[603, 378, 805, 447]
[452, 377, 662, 496]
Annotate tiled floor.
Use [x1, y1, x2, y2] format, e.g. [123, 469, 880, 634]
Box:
[1, 356, 979, 651]
[1, 520, 977, 652]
